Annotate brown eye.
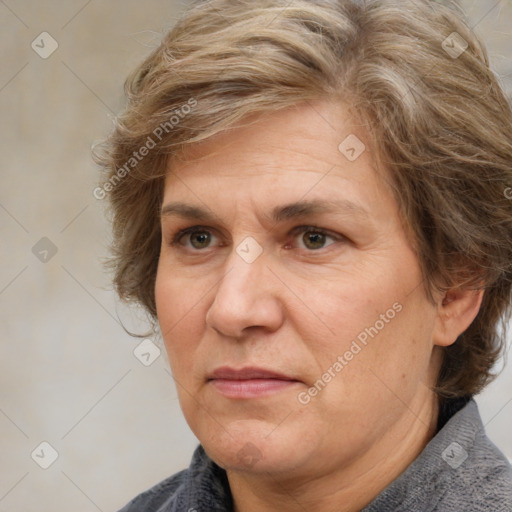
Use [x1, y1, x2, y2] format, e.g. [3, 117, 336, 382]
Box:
[291, 226, 339, 251]
[171, 227, 218, 250]
[188, 230, 212, 249]
[302, 231, 328, 250]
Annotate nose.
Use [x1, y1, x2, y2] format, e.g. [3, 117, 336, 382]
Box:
[205, 246, 284, 339]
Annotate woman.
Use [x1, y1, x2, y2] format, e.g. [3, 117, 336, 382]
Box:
[95, 0, 512, 510]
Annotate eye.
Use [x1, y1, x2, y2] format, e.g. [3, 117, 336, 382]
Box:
[169, 225, 343, 252]
[289, 225, 340, 251]
[170, 226, 219, 250]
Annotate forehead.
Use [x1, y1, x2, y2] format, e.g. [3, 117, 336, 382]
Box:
[162, 99, 392, 214]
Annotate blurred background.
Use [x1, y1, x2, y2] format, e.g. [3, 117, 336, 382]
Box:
[1, 1, 511, 510]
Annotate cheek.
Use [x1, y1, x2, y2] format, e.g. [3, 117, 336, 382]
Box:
[355, 291, 437, 405]
[155, 270, 176, 335]
[311, 264, 432, 379]
[155, 270, 203, 364]
[305, 277, 392, 346]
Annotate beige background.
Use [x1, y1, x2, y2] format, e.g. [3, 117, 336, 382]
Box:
[0, 1, 511, 510]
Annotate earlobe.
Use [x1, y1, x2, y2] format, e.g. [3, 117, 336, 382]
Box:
[433, 286, 485, 347]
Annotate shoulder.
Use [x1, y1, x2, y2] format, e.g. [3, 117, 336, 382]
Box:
[434, 400, 512, 511]
[429, 399, 512, 511]
[116, 469, 188, 512]
[434, 454, 512, 511]
[116, 445, 233, 512]
[363, 398, 512, 512]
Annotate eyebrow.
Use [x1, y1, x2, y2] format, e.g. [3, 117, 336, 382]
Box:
[160, 198, 369, 224]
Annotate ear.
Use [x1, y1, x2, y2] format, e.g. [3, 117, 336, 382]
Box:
[433, 286, 484, 347]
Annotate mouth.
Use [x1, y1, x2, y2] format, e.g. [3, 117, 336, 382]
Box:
[207, 366, 301, 399]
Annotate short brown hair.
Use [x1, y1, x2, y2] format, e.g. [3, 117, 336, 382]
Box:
[94, 0, 512, 399]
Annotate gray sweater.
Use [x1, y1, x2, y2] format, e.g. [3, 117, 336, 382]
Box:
[117, 399, 512, 511]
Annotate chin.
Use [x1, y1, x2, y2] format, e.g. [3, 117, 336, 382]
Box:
[195, 417, 315, 474]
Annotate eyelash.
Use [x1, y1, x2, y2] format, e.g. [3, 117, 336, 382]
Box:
[168, 225, 344, 252]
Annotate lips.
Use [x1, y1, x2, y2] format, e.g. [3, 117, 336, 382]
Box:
[208, 366, 296, 381]
[207, 366, 300, 399]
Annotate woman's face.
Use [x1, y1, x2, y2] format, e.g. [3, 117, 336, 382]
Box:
[155, 99, 442, 479]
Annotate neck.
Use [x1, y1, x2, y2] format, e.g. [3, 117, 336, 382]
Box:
[227, 389, 439, 512]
